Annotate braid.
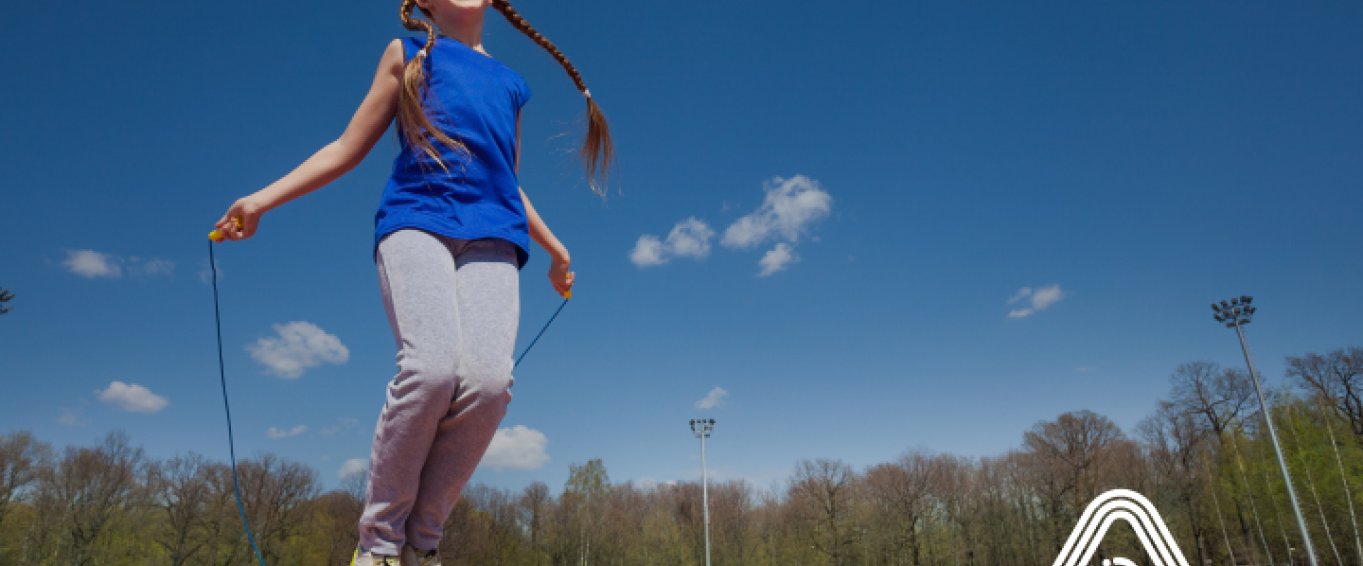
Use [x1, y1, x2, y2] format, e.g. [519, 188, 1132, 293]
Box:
[491, 0, 614, 195]
[397, 0, 468, 174]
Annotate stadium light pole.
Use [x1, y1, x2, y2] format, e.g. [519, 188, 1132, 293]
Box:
[690, 418, 715, 566]
[1211, 295, 1318, 566]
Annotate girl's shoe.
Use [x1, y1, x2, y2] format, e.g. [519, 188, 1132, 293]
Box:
[351, 548, 402, 566]
[402, 544, 443, 566]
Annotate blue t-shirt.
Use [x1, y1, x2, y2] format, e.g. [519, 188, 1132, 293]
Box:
[375, 35, 532, 268]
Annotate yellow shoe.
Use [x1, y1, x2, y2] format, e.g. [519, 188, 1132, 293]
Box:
[351, 548, 402, 566]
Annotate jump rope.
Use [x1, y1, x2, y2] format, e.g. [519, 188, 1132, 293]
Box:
[208, 223, 569, 565]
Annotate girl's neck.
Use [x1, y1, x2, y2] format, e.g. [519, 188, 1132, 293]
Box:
[439, 28, 484, 52]
[434, 14, 486, 55]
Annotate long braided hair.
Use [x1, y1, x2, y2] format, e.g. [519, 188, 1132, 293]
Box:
[396, 0, 614, 194]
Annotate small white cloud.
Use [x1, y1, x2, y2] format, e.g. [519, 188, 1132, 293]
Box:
[267, 425, 307, 439]
[1006, 283, 1065, 319]
[136, 258, 176, 277]
[721, 175, 832, 250]
[1007, 287, 1033, 305]
[758, 243, 798, 277]
[630, 235, 666, 267]
[58, 408, 87, 427]
[666, 218, 715, 259]
[630, 217, 716, 268]
[248, 321, 349, 379]
[481, 425, 549, 470]
[98, 381, 169, 413]
[1030, 284, 1064, 310]
[338, 458, 368, 481]
[321, 417, 359, 436]
[65, 250, 122, 278]
[63, 250, 174, 279]
[695, 387, 729, 410]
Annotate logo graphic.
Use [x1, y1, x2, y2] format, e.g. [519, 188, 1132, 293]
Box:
[1052, 489, 1191, 566]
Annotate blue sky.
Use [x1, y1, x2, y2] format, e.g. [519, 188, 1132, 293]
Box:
[2, 0, 1361, 495]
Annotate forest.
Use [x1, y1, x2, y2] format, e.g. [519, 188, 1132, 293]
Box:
[0, 346, 1359, 566]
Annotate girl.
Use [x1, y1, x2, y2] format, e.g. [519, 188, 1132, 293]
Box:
[213, 0, 612, 564]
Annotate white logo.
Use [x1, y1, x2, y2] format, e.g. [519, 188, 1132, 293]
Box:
[1052, 489, 1191, 566]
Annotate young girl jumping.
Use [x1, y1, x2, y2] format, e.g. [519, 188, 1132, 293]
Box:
[213, 0, 612, 564]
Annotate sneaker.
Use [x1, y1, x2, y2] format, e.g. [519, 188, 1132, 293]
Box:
[351, 548, 402, 566]
[402, 544, 443, 566]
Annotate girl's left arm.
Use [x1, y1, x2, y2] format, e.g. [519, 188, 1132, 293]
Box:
[517, 113, 574, 297]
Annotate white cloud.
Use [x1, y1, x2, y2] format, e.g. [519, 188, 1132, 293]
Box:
[629, 235, 666, 267]
[721, 175, 832, 250]
[65, 250, 122, 278]
[629, 217, 716, 268]
[267, 425, 307, 439]
[63, 250, 175, 279]
[480, 425, 549, 470]
[1031, 284, 1064, 310]
[338, 458, 368, 482]
[1006, 284, 1065, 319]
[137, 258, 175, 276]
[248, 321, 349, 379]
[695, 387, 729, 410]
[58, 408, 87, 427]
[758, 243, 798, 277]
[721, 175, 831, 276]
[321, 417, 359, 436]
[98, 381, 169, 413]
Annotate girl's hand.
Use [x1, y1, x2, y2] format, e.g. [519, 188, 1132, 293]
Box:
[215, 195, 267, 241]
[548, 252, 574, 299]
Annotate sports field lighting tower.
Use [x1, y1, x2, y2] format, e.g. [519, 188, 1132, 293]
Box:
[690, 418, 715, 566]
[1211, 295, 1318, 566]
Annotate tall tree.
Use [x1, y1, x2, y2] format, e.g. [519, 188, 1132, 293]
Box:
[36, 431, 147, 566]
[789, 458, 856, 566]
[148, 453, 215, 566]
[1287, 347, 1363, 441]
[0, 431, 49, 530]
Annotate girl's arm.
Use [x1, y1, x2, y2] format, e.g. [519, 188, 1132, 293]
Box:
[516, 114, 574, 297]
[215, 39, 407, 240]
[521, 187, 573, 297]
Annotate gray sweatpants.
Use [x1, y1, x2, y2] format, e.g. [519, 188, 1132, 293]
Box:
[358, 229, 520, 555]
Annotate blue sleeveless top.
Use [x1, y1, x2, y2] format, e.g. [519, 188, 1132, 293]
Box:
[375, 35, 532, 268]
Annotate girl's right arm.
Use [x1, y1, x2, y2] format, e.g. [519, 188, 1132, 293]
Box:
[214, 39, 407, 241]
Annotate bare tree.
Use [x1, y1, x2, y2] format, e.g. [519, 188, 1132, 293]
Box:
[1139, 402, 1213, 566]
[1287, 347, 1363, 440]
[1168, 361, 1255, 437]
[0, 287, 13, 315]
[519, 481, 551, 565]
[863, 451, 941, 566]
[233, 453, 319, 563]
[148, 453, 215, 566]
[790, 458, 857, 566]
[0, 431, 49, 529]
[36, 431, 147, 566]
[1023, 411, 1126, 510]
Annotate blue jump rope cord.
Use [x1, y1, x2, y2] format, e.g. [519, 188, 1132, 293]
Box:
[209, 241, 566, 565]
[208, 241, 268, 566]
[515, 296, 569, 368]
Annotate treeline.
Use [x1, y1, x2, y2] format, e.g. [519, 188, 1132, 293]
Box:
[1, 346, 1360, 566]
